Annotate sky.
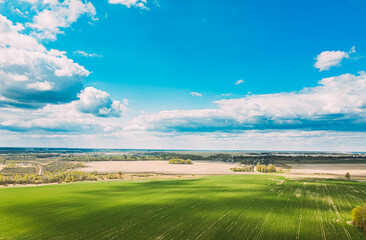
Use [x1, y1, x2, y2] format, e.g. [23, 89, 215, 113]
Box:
[0, 0, 366, 151]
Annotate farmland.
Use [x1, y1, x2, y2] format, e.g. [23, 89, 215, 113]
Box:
[1, 175, 365, 239]
[78, 160, 248, 175]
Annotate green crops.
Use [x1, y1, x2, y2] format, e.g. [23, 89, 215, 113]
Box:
[0, 175, 365, 239]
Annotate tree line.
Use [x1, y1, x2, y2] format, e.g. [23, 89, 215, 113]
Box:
[0, 171, 98, 185]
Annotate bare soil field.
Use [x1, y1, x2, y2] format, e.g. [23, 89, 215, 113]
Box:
[79, 160, 256, 175]
[287, 163, 366, 179]
[79, 161, 366, 179]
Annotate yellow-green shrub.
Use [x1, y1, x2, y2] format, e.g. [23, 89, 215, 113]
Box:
[352, 205, 365, 228]
[169, 159, 193, 164]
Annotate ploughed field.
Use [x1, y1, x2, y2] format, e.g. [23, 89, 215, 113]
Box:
[288, 164, 366, 178]
[1, 175, 365, 239]
[79, 160, 243, 175]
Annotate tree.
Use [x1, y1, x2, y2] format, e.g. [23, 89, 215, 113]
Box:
[345, 172, 351, 180]
[185, 159, 193, 164]
[352, 206, 365, 228]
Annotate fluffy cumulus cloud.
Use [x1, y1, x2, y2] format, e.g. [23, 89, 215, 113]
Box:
[127, 72, 366, 132]
[27, 0, 97, 40]
[0, 0, 128, 137]
[77, 87, 127, 117]
[314, 47, 355, 71]
[0, 14, 88, 108]
[26, 81, 54, 91]
[0, 88, 128, 133]
[0, 2, 126, 122]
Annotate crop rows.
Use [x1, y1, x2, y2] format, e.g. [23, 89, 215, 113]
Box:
[0, 175, 365, 239]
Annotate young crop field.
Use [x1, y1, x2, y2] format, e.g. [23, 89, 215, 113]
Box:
[1, 175, 365, 239]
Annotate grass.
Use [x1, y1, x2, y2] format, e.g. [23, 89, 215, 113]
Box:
[0, 175, 365, 239]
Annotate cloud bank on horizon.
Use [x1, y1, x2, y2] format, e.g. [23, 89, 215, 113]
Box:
[0, 0, 365, 151]
[127, 72, 366, 132]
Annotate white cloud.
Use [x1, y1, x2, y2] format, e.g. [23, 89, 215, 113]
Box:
[17, 0, 39, 3]
[0, 14, 90, 108]
[0, 88, 128, 133]
[0, 13, 124, 118]
[0, 104, 111, 133]
[108, 0, 150, 9]
[0, 0, 139, 139]
[314, 47, 355, 71]
[350, 46, 356, 54]
[12, 8, 27, 18]
[0, 71, 29, 82]
[235, 79, 244, 85]
[127, 72, 366, 132]
[26, 81, 54, 91]
[77, 87, 128, 117]
[2, 127, 366, 151]
[189, 91, 202, 97]
[0, 15, 39, 50]
[74, 50, 101, 57]
[28, 0, 97, 40]
[118, 130, 366, 152]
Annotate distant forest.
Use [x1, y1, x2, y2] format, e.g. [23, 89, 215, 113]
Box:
[0, 148, 365, 164]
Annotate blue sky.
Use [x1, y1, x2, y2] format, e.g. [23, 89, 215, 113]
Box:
[0, 0, 366, 151]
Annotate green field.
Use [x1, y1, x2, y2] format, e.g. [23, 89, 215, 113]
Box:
[1, 175, 365, 239]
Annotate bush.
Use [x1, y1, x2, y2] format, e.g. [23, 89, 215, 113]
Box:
[107, 174, 118, 179]
[255, 164, 277, 173]
[352, 205, 365, 228]
[230, 165, 254, 172]
[345, 172, 351, 180]
[169, 159, 193, 164]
